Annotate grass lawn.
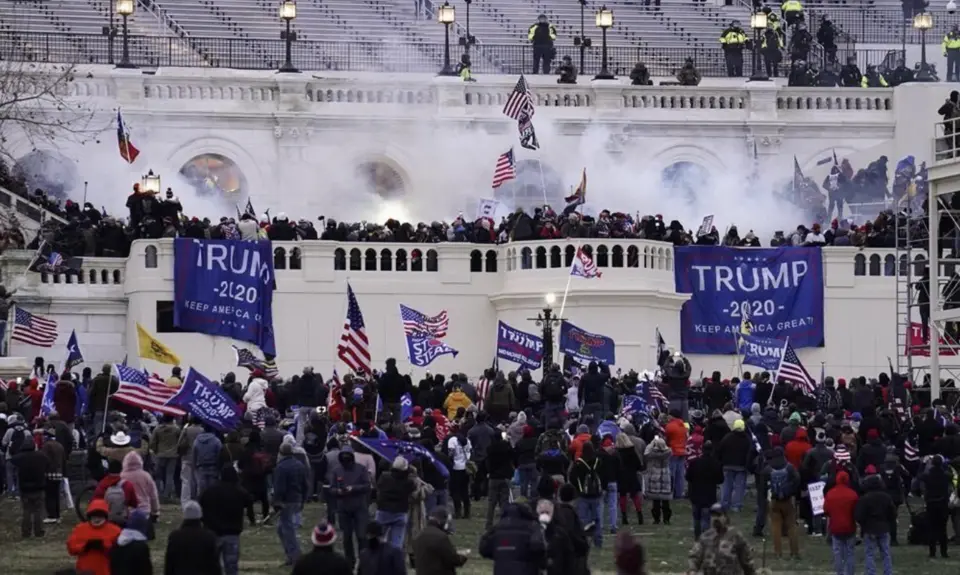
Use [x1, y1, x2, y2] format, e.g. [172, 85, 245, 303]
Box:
[0, 496, 954, 574]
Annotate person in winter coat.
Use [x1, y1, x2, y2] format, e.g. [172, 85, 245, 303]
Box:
[274, 442, 309, 565]
[67, 500, 122, 575]
[443, 384, 472, 420]
[855, 472, 896, 572]
[569, 424, 593, 459]
[446, 433, 472, 519]
[376, 456, 417, 549]
[569, 441, 604, 547]
[857, 429, 887, 475]
[412, 508, 469, 575]
[916, 455, 953, 559]
[332, 449, 372, 566]
[357, 521, 407, 575]
[535, 499, 576, 575]
[613, 530, 646, 575]
[109, 509, 153, 575]
[93, 459, 139, 525]
[663, 410, 688, 499]
[149, 416, 180, 501]
[120, 452, 159, 526]
[688, 504, 756, 575]
[823, 470, 858, 575]
[643, 436, 673, 525]
[293, 522, 352, 575]
[199, 465, 253, 575]
[716, 419, 751, 512]
[236, 429, 270, 523]
[507, 412, 528, 447]
[242, 376, 269, 414]
[597, 436, 621, 534]
[686, 440, 724, 539]
[486, 374, 515, 424]
[515, 424, 539, 499]
[759, 446, 800, 559]
[479, 503, 547, 575]
[12, 437, 49, 538]
[615, 431, 644, 526]
[164, 500, 221, 575]
[53, 377, 78, 424]
[880, 450, 909, 545]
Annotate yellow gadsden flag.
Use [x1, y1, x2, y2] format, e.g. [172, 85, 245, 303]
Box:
[136, 323, 181, 366]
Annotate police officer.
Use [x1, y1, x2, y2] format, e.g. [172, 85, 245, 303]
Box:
[528, 14, 557, 75]
[781, 0, 804, 29]
[788, 22, 812, 65]
[556, 55, 577, 84]
[761, 26, 784, 77]
[719, 20, 747, 77]
[943, 24, 960, 81]
[676, 57, 701, 86]
[860, 63, 889, 88]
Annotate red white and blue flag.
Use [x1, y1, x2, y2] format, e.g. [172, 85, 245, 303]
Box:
[117, 110, 140, 164]
[112, 364, 184, 416]
[570, 246, 601, 279]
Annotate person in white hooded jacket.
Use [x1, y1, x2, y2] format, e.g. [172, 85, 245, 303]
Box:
[243, 376, 269, 414]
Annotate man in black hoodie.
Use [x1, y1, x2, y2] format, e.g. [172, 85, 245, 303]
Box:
[917, 455, 953, 558]
[855, 472, 897, 569]
[199, 465, 253, 575]
[485, 433, 516, 530]
[377, 358, 408, 424]
[578, 362, 607, 428]
[164, 501, 221, 575]
[686, 441, 724, 539]
[480, 502, 546, 575]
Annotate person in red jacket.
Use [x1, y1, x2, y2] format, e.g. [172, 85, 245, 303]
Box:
[823, 470, 859, 575]
[24, 378, 43, 421]
[92, 459, 139, 525]
[53, 377, 78, 425]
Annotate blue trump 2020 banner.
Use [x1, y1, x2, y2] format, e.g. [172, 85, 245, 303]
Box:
[738, 333, 786, 371]
[169, 368, 241, 432]
[496, 321, 544, 370]
[559, 320, 616, 365]
[174, 239, 277, 356]
[674, 247, 824, 354]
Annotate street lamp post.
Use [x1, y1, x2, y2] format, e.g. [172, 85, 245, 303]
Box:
[573, 0, 592, 75]
[115, 0, 136, 69]
[914, 12, 935, 81]
[749, 11, 769, 81]
[594, 5, 614, 80]
[458, 0, 475, 59]
[102, 2, 117, 64]
[530, 293, 562, 369]
[437, 2, 457, 76]
[141, 170, 161, 194]
[279, 0, 299, 73]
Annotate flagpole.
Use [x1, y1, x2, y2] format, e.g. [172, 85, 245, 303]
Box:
[536, 159, 549, 208]
[733, 332, 743, 377]
[558, 239, 582, 320]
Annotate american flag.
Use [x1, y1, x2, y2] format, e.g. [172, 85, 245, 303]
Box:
[232, 345, 279, 379]
[903, 437, 919, 462]
[776, 342, 817, 396]
[338, 284, 371, 375]
[503, 75, 535, 120]
[11, 307, 58, 347]
[399, 304, 449, 338]
[475, 376, 490, 411]
[491, 148, 517, 189]
[644, 379, 668, 406]
[48, 252, 63, 268]
[570, 246, 601, 279]
[112, 364, 184, 416]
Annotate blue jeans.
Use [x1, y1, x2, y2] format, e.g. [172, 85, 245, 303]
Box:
[605, 483, 618, 532]
[668, 456, 685, 499]
[217, 535, 241, 575]
[375, 510, 408, 549]
[276, 505, 301, 563]
[154, 457, 177, 499]
[864, 533, 893, 575]
[195, 468, 219, 497]
[517, 464, 538, 499]
[692, 506, 711, 539]
[425, 489, 448, 514]
[721, 469, 747, 511]
[5, 460, 18, 496]
[831, 535, 856, 575]
[577, 497, 603, 548]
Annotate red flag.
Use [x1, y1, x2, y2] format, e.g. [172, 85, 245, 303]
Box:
[117, 110, 140, 164]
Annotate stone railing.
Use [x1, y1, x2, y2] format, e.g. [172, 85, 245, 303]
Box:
[0, 251, 126, 291]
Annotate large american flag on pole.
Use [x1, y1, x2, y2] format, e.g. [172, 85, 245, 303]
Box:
[338, 284, 371, 375]
[112, 364, 184, 416]
[11, 307, 58, 347]
[399, 304, 449, 338]
[491, 148, 517, 189]
[777, 341, 817, 396]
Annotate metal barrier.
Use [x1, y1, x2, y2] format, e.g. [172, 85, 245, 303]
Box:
[805, 7, 960, 44]
[934, 117, 960, 164]
[0, 31, 901, 77]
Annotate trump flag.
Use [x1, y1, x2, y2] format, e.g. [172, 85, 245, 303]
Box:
[168, 368, 241, 432]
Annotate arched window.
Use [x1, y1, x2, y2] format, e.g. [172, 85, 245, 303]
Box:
[89, 269, 97, 284]
[521, 247, 532, 270]
[349, 248, 362, 271]
[290, 248, 302, 270]
[52, 273, 59, 284]
[596, 245, 609, 267]
[273, 247, 287, 270]
[411, 249, 423, 272]
[113, 270, 121, 284]
[100, 270, 109, 284]
[77, 270, 85, 284]
[627, 246, 639, 268]
[334, 248, 346, 270]
[365, 249, 377, 271]
[612, 245, 624, 268]
[470, 250, 482, 272]
[898, 254, 908, 277]
[485, 250, 497, 273]
[883, 254, 895, 276]
[868, 254, 881, 276]
[550, 246, 562, 268]
[564, 245, 576, 267]
[396, 249, 408, 271]
[853, 253, 866, 276]
[426, 249, 439, 272]
[535, 247, 547, 269]
[145, 245, 158, 269]
[380, 249, 393, 272]
[582, 245, 593, 261]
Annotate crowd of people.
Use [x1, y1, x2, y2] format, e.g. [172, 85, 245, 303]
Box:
[0, 352, 959, 575]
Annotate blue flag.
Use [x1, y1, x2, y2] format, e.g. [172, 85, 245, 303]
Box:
[620, 394, 648, 418]
[400, 392, 414, 422]
[65, 330, 84, 371]
[496, 321, 543, 370]
[40, 372, 57, 417]
[559, 320, 616, 365]
[405, 333, 458, 367]
[674, 247, 824, 354]
[168, 368, 241, 432]
[738, 333, 786, 371]
[173, 239, 277, 355]
[598, 420, 620, 439]
[354, 436, 449, 478]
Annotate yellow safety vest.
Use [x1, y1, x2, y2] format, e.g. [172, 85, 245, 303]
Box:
[720, 30, 747, 45]
[781, 0, 803, 13]
[761, 35, 784, 49]
[944, 33, 960, 51]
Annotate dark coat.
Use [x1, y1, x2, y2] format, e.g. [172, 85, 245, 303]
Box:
[412, 524, 468, 575]
[616, 446, 642, 494]
[273, 455, 308, 505]
[854, 475, 897, 535]
[479, 504, 547, 575]
[357, 542, 407, 575]
[198, 472, 253, 536]
[292, 547, 352, 575]
[110, 535, 153, 575]
[376, 468, 416, 514]
[551, 502, 589, 575]
[163, 520, 222, 575]
[716, 430, 751, 470]
[685, 454, 724, 508]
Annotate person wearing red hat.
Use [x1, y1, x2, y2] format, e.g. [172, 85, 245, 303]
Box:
[857, 429, 887, 476]
[823, 470, 859, 575]
[292, 522, 351, 575]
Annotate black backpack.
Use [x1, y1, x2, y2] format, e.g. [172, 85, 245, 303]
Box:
[577, 458, 602, 498]
[8, 427, 25, 455]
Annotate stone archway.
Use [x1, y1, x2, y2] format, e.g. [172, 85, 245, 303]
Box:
[178, 153, 248, 203]
[13, 150, 80, 201]
[660, 161, 710, 204]
[354, 160, 405, 200]
[494, 159, 564, 212]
